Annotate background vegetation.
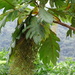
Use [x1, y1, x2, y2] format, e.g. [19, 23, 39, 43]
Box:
[0, 49, 75, 75]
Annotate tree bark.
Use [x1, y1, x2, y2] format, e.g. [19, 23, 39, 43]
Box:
[9, 36, 36, 75]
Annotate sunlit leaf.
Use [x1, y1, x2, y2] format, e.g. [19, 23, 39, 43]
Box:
[39, 8, 53, 23]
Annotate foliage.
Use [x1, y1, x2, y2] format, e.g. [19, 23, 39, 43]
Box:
[34, 58, 75, 75]
[0, 0, 75, 65]
[0, 48, 8, 60]
[0, 63, 8, 75]
[0, 50, 75, 75]
[0, 49, 9, 75]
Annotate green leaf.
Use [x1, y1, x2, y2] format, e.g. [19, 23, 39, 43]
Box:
[71, 17, 75, 33]
[71, 17, 75, 27]
[39, 8, 53, 23]
[12, 26, 21, 41]
[7, 10, 19, 21]
[66, 29, 72, 37]
[12, 23, 24, 41]
[40, 0, 48, 7]
[33, 35, 42, 44]
[25, 16, 38, 39]
[25, 16, 45, 44]
[55, 0, 65, 8]
[0, 15, 8, 32]
[67, 17, 75, 37]
[49, 0, 55, 7]
[48, 9, 67, 19]
[71, 0, 75, 3]
[39, 30, 60, 65]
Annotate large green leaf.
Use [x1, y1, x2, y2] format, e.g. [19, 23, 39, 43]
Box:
[39, 30, 60, 65]
[39, 8, 53, 23]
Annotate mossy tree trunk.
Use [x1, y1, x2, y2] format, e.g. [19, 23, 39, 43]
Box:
[9, 35, 37, 75]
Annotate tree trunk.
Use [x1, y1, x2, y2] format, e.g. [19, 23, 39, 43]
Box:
[9, 36, 36, 75]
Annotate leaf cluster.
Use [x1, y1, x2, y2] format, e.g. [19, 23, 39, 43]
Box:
[0, 0, 75, 65]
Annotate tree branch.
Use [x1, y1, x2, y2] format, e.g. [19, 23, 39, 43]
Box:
[53, 21, 75, 31]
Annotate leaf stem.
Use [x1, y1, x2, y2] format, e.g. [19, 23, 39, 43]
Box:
[53, 21, 75, 31]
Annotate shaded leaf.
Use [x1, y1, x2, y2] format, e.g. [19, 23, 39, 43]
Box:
[67, 17, 75, 37]
[25, 16, 46, 44]
[49, 0, 55, 7]
[67, 29, 72, 37]
[12, 23, 24, 41]
[12, 26, 21, 41]
[55, 0, 65, 8]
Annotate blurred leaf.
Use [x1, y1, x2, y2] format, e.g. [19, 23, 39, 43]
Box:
[49, 0, 55, 7]
[40, 0, 48, 7]
[55, 0, 65, 8]
[67, 17, 75, 37]
[0, 15, 8, 32]
[7, 10, 19, 21]
[0, 0, 16, 12]
[32, 7, 39, 15]
[71, 17, 75, 34]
[48, 8, 67, 20]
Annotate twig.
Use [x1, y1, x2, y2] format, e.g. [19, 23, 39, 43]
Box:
[53, 21, 75, 31]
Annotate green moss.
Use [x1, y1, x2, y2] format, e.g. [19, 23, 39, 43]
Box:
[9, 39, 37, 75]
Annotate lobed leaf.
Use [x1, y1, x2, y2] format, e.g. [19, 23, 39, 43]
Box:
[39, 30, 60, 65]
[39, 8, 53, 24]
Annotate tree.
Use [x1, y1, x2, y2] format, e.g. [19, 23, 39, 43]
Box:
[0, 0, 75, 75]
